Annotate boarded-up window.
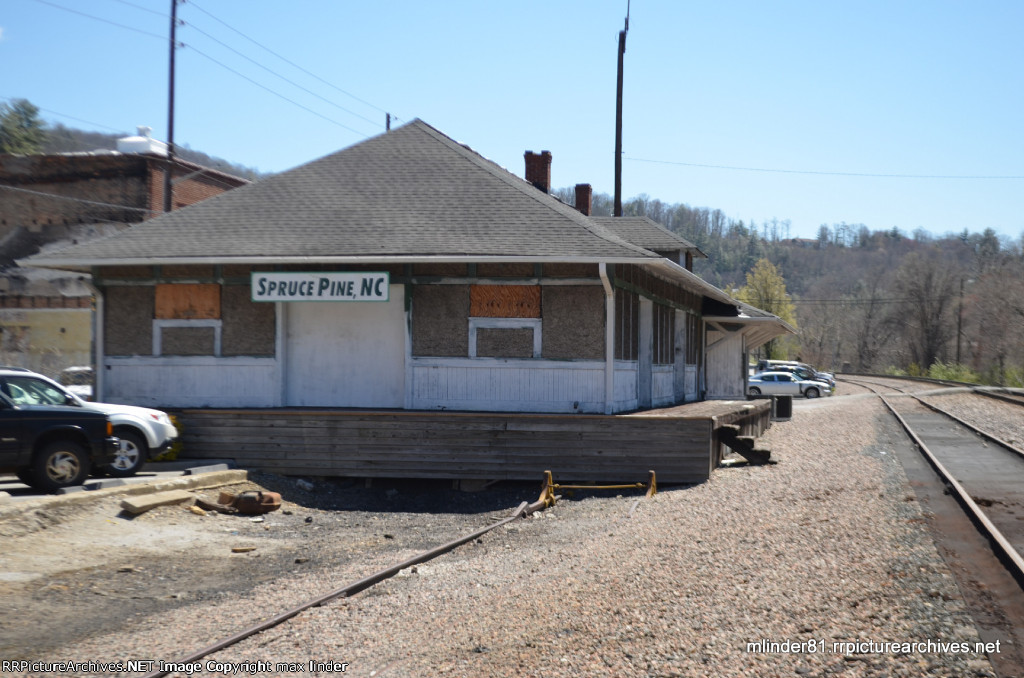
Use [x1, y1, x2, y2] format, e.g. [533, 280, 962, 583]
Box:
[160, 326, 216, 356]
[155, 284, 220, 319]
[476, 328, 535, 358]
[470, 285, 540, 318]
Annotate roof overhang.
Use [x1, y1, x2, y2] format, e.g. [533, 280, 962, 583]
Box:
[704, 314, 796, 350]
[20, 251, 751, 315]
[645, 258, 738, 306]
[18, 253, 666, 275]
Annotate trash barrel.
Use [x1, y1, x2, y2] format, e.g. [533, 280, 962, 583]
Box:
[775, 395, 793, 420]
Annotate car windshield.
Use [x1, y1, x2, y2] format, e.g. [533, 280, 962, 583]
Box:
[4, 376, 73, 407]
[60, 369, 93, 386]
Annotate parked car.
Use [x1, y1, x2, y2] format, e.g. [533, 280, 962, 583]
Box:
[757, 359, 835, 389]
[769, 364, 836, 391]
[0, 391, 119, 492]
[58, 365, 94, 400]
[0, 367, 178, 477]
[748, 371, 832, 399]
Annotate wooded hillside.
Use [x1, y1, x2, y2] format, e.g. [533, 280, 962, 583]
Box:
[41, 122, 264, 181]
[557, 188, 1024, 386]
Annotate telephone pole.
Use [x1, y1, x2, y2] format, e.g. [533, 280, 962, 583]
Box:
[613, 2, 629, 217]
[163, 0, 178, 212]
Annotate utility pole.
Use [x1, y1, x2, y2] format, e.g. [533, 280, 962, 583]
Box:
[956, 277, 965, 364]
[163, 0, 178, 213]
[613, 2, 629, 217]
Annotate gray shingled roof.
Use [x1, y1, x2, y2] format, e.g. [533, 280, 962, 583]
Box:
[24, 120, 661, 268]
[590, 217, 707, 258]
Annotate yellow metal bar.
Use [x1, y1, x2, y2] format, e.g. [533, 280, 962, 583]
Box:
[541, 469, 658, 499]
[552, 483, 646, 491]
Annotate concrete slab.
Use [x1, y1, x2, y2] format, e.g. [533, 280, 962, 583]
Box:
[120, 489, 195, 515]
[184, 463, 231, 475]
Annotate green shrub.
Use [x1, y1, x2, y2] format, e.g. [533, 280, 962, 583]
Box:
[927, 361, 981, 384]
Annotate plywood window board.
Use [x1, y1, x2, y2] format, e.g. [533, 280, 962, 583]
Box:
[470, 285, 540, 318]
[155, 284, 221, 320]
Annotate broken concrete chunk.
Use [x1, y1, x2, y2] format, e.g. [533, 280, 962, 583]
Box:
[119, 490, 195, 515]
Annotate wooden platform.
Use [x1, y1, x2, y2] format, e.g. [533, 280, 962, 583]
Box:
[175, 399, 771, 485]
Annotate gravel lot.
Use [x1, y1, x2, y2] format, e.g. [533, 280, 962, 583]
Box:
[1, 391, 1004, 677]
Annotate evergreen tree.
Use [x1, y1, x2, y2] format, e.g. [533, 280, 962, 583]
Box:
[0, 99, 47, 155]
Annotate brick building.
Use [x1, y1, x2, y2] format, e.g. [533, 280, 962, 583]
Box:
[0, 127, 248, 376]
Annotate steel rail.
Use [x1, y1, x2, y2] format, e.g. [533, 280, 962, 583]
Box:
[852, 378, 1024, 587]
[844, 377, 1024, 461]
[140, 495, 554, 678]
[912, 396, 1024, 462]
[975, 389, 1024, 409]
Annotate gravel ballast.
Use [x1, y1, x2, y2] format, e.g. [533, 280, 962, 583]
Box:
[5, 394, 1001, 677]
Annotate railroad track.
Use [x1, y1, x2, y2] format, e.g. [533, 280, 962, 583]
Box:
[138, 475, 654, 678]
[976, 389, 1024, 408]
[844, 376, 1024, 586]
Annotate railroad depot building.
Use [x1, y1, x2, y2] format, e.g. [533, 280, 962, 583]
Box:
[24, 120, 792, 482]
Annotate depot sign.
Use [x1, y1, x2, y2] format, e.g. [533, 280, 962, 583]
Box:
[251, 272, 390, 302]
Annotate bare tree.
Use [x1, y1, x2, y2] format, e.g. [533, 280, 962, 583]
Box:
[848, 265, 898, 371]
[890, 252, 960, 370]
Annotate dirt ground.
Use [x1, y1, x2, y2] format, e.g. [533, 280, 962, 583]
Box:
[0, 473, 534, 659]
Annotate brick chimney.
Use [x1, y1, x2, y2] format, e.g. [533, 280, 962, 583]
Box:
[574, 183, 592, 216]
[524, 150, 552, 193]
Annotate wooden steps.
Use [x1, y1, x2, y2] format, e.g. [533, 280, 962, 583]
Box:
[718, 424, 772, 465]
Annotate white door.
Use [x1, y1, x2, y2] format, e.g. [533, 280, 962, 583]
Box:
[285, 286, 405, 407]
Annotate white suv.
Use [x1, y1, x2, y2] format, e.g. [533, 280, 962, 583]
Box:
[0, 367, 178, 477]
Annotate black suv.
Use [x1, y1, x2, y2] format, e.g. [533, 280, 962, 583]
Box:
[0, 392, 119, 492]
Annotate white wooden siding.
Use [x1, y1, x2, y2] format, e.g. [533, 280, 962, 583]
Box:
[410, 358, 605, 413]
[706, 331, 745, 399]
[652, 365, 674, 407]
[103, 357, 278, 408]
[684, 365, 699, 401]
[613, 361, 639, 412]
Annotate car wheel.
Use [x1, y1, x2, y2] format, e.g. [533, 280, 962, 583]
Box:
[103, 429, 148, 477]
[805, 387, 820, 399]
[30, 440, 90, 492]
[748, 387, 761, 395]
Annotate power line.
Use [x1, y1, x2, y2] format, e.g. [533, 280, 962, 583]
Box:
[187, 0, 400, 123]
[626, 156, 1024, 180]
[0, 97, 129, 134]
[28, 0, 384, 138]
[749, 296, 958, 306]
[0, 183, 156, 214]
[182, 44, 372, 137]
[104, 0, 165, 17]
[30, 0, 167, 41]
[179, 18, 383, 129]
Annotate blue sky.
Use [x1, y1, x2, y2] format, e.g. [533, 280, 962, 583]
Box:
[3, 0, 1023, 241]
